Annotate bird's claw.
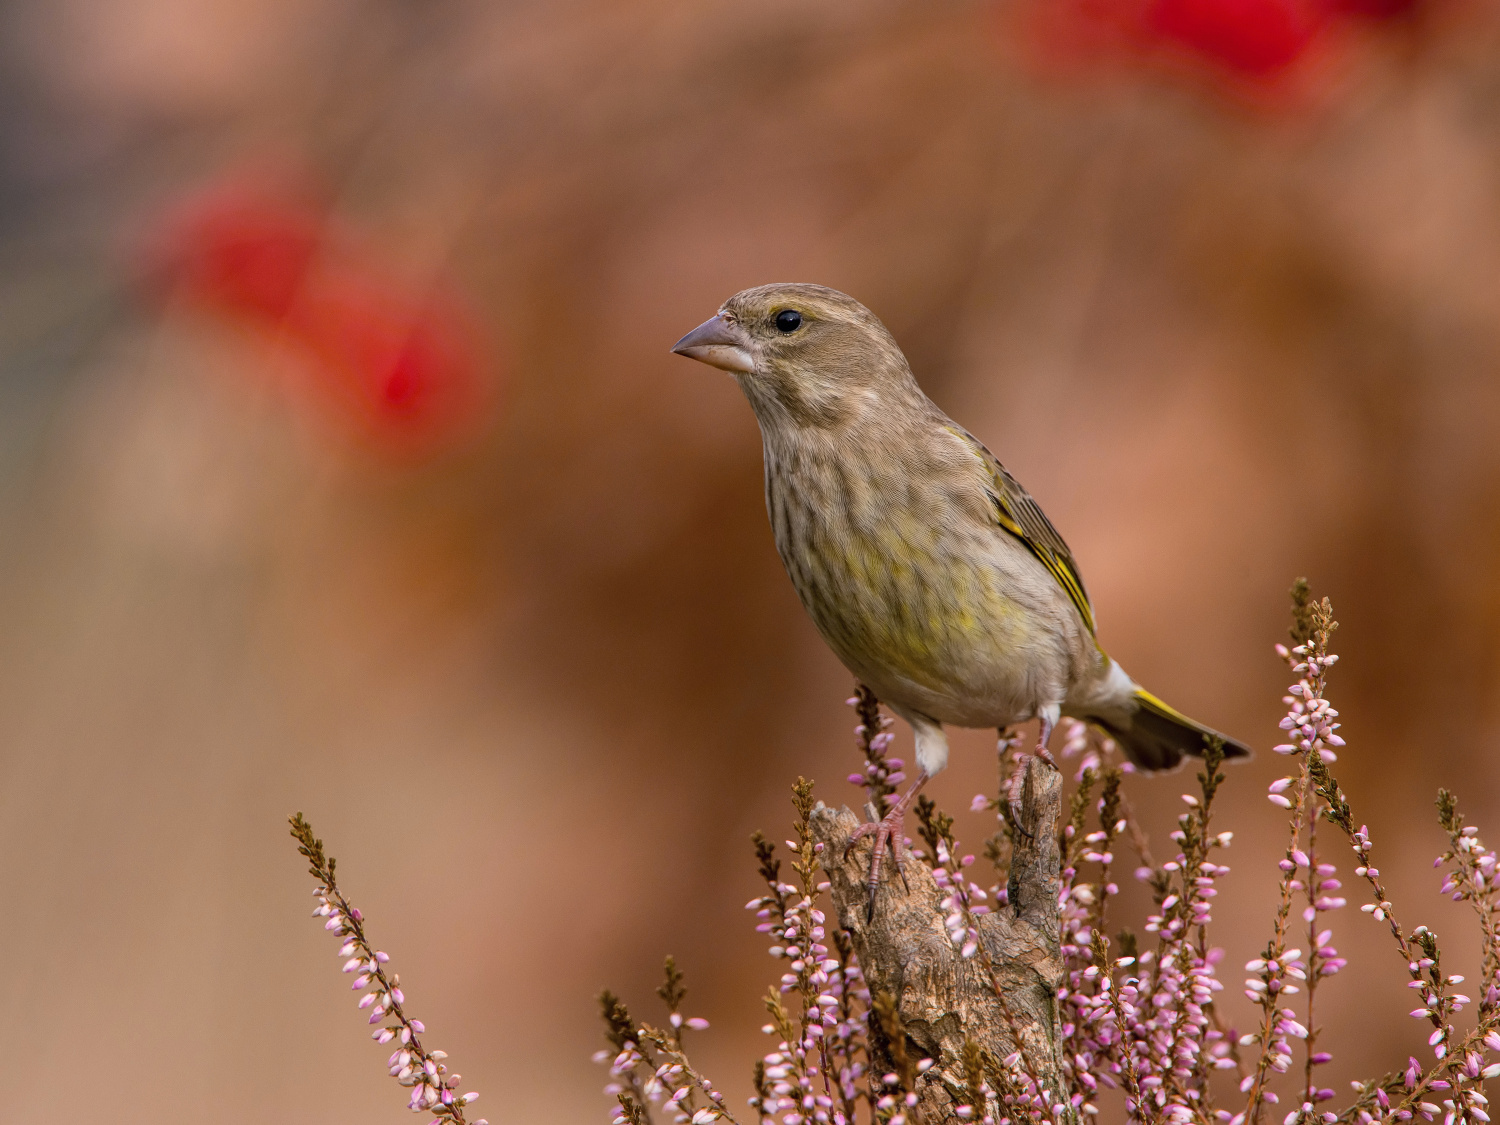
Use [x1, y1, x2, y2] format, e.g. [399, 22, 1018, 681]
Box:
[846, 806, 910, 921]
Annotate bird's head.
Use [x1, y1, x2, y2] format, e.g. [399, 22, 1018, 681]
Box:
[671, 283, 915, 429]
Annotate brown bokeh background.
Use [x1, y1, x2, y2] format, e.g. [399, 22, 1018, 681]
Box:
[3, 1, 1500, 1120]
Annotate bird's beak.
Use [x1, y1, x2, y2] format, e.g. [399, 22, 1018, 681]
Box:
[670, 314, 756, 374]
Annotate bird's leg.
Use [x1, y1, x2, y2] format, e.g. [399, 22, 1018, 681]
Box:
[846, 710, 947, 919]
[1034, 702, 1061, 768]
[845, 769, 929, 921]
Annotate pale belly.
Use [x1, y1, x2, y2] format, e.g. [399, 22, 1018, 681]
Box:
[777, 519, 1095, 729]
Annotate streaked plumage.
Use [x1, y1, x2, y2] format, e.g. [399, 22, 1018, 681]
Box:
[671, 283, 1248, 892]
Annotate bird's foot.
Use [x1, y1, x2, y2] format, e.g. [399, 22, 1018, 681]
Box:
[845, 804, 912, 921]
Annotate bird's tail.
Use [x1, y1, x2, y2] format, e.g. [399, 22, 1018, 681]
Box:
[1090, 689, 1253, 773]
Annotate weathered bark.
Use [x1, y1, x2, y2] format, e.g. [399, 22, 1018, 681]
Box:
[810, 756, 1070, 1123]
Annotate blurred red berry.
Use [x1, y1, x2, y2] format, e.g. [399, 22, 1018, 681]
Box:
[146, 177, 489, 458]
[1146, 0, 1327, 76]
[158, 188, 322, 321]
[1329, 0, 1422, 17]
[1013, 0, 1432, 98]
[292, 273, 482, 446]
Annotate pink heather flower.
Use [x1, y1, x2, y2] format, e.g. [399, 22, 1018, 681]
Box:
[289, 815, 477, 1125]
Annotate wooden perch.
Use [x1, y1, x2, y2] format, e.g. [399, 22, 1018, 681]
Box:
[809, 756, 1071, 1123]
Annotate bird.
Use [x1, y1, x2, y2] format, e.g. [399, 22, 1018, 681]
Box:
[671, 283, 1250, 903]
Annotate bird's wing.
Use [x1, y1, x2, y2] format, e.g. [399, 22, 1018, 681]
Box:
[946, 426, 1097, 636]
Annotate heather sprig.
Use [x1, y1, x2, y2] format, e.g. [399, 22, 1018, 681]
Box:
[1056, 771, 1127, 1111]
[1060, 768, 1099, 876]
[1322, 791, 1500, 1125]
[597, 970, 729, 1125]
[638, 1022, 735, 1124]
[1435, 791, 1500, 1017]
[601, 991, 658, 1124]
[1106, 736, 1235, 1122]
[1088, 769, 1126, 935]
[289, 813, 482, 1125]
[748, 779, 873, 1125]
[1160, 740, 1234, 1109]
[1298, 807, 1347, 1113]
[849, 687, 902, 820]
[1241, 585, 1344, 1125]
[1275, 606, 1491, 1123]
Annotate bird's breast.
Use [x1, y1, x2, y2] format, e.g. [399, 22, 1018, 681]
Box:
[764, 454, 1040, 702]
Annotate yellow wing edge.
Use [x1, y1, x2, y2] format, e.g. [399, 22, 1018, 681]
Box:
[1043, 552, 1096, 636]
[953, 427, 1097, 636]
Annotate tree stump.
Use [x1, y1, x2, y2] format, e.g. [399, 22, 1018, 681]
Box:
[809, 757, 1071, 1123]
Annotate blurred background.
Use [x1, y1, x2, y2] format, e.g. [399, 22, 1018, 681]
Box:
[2, 0, 1499, 1119]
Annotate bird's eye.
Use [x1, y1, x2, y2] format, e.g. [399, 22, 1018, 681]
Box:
[774, 309, 802, 333]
